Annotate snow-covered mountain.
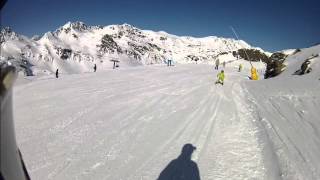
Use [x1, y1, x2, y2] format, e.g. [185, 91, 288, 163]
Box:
[1, 21, 264, 75]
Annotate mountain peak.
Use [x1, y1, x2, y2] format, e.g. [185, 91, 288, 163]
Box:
[121, 23, 133, 27]
[1, 27, 19, 42]
[1, 27, 13, 34]
[117, 23, 140, 31]
[54, 21, 89, 35]
[63, 21, 88, 30]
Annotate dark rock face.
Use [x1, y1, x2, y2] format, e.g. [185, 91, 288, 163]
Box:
[56, 47, 73, 59]
[69, 22, 89, 32]
[264, 52, 287, 79]
[300, 60, 312, 74]
[64, 28, 71, 34]
[148, 43, 161, 51]
[292, 49, 301, 55]
[124, 49, 141, 60]
[61, 49, 72, 59]
[186, 55, 198, 61]
[265, 60, 286, 79]
[72, 33, 78, 39]
[97, 34, 122, 54]
[54, 22, 89, 35]
[127, 42, 149, 55]
[119, 24, 146, 39]
[270, 52, 287, 61]
[293, 54, 319, 75]
[160, 37, 167, 41]
[237, 48, 269, 62]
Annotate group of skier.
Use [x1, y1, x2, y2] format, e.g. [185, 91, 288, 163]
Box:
[55, 64, 97, 78]
[215, 70, 225, 85]
[54, 59, 248, 86]
[214, 58, 244, 85]
[214, 58, 226, 85]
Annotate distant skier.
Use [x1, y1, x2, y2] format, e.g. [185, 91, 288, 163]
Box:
[55, 69, 59, 78]
[238, 64, 243, 72]
[215, 70, 225, 85]
[250, 67, 259, 80]
[94, 64, 97, 72]
[223, 61, 226, 68]
[215, 58, 220, 70]
[167, 59, 173, 66]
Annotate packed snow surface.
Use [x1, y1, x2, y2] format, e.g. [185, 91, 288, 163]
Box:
[13, 47, 320, 180]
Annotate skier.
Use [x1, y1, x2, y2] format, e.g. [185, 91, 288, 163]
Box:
[238, 64, 243, 72]
[223, 61, 226, 68]
[94, 64, 97, 72]
[215, 70, 225, 85]
[250, 67, 259, 80]
[55, 69, 59, 78]
[215, 58, 220, 70]
[167, 59, 172, 66]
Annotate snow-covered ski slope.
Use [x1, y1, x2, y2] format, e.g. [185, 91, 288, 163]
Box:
[13, 45, 320, 180]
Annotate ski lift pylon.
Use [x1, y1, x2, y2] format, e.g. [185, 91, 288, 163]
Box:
[230, 26, 258, 80]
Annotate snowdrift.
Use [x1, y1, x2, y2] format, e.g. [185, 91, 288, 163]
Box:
[245, 44, 320, 179]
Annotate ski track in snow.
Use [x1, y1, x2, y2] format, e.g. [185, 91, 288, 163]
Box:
[14, 64, 270, 180]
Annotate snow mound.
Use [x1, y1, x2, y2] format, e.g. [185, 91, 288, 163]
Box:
[245, 44, 320, 180]
[280, 44, 320, 79]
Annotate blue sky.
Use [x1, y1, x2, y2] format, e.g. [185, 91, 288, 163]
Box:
[1, 0, 319, 52]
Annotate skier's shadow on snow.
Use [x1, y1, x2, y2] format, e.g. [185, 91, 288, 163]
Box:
[157, 144, 201, 180]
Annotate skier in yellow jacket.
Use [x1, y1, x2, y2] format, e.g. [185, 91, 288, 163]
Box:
[251, 67, 259, 80]
[238, 64, 243, 72]
[215, 70, 225, 85]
